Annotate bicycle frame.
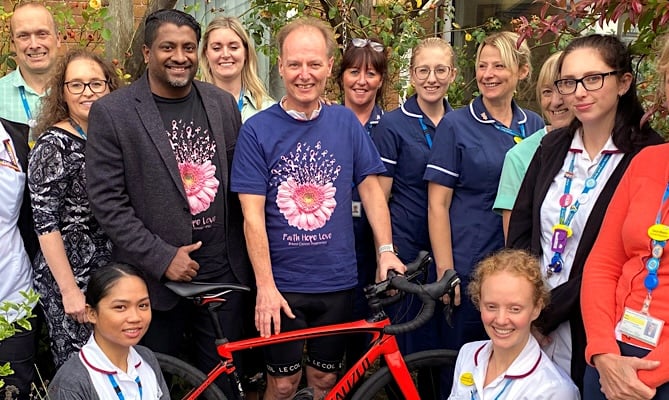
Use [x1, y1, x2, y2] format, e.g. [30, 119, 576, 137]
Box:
[182, 315, 421, 400]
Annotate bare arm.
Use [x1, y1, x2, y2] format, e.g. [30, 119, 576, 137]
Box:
[502, 209, 512, 244]
[239, 193, 294, 337]
[37, 232, 87, 323]
[427, 182, 460, 305]
[377, 176, 393, 202]
[357, 175, 405, 281]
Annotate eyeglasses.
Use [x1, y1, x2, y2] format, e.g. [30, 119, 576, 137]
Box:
[351, 38, 384, 53]
[64, 80, 109, 94]
[554, 71, 618, 95]
[413, 65, 452, 81]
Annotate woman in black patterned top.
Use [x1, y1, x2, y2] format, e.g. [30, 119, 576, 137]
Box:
[28, 49, 120, 367]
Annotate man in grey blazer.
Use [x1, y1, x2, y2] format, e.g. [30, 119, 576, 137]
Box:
[86, 9, 250, 395]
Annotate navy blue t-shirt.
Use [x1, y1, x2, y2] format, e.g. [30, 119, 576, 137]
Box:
[231, 104, 385, 293]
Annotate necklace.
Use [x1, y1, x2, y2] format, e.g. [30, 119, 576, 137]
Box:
[68, 118, 87, 140]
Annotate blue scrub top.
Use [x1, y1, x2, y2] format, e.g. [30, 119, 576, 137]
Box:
[424, 96, 545, 276]
[372, 95, 453, 263]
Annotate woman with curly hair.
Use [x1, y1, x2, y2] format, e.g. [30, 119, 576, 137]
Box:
[28, 48, 121, 367]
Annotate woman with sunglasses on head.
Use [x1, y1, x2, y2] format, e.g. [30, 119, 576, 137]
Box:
[424, 31, 544, 377]
[507, 34, 663, 393]
[371, 37, 455, 356]
[338, 36, 388, 365]
[578, 36, 669, 400]
[28, 49, 121, 367]
[200, 16, 274, 122]
[49, 263, 168, 399]
[494, 51, 574, 241]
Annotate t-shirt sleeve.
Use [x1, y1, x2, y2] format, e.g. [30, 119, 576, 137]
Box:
[424, 116, 459, 188]
[493, 148, 526, 213]
[371, 115, 398, 177]
[230, 122, 269, 195]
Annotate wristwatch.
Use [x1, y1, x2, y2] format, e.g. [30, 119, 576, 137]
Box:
[378, 244, 397, 255]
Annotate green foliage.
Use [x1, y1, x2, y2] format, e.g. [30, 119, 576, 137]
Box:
[0, 290, 39, 388]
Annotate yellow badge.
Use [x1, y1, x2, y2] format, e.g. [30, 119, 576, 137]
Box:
[460, 372, 474, 386]
[648, 223, 669, 241]
[514, 136, 523, 144]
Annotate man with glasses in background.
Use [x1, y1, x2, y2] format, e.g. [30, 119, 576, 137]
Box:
[0, 3, 61, 142]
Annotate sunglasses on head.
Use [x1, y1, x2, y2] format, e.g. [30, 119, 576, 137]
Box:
[351, 38, 384, 53]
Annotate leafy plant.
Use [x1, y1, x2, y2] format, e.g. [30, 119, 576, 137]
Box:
[0, 289, 39, 390]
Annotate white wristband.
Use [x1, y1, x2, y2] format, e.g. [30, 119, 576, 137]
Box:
[378, 244, 396, 255]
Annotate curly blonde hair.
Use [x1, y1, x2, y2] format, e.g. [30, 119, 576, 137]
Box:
[35, 49, 121, 136]
[468, 249, 549, 311]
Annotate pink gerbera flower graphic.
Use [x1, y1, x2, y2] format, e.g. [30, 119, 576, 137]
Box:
[179, 160, 219, 215]
[277, 177, 336, 231]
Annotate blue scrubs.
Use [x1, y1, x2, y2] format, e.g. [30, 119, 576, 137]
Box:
[424, 95, 545, 350]
[372, 95, 453, 354]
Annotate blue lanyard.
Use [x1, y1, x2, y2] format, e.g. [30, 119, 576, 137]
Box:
[237, 88, 244, 112]
[547, 150, 613, 275]
[68, 118, 87, 140]
[643, 183, 669, 305]
[418, 117, 432, 148]
[494, 123, 526, 143]
[471, 378, 513, 400]
[107, 374, 142, 400]
[18, 86, 36, 127]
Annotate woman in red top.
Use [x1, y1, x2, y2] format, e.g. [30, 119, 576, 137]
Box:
[581, 38, 669, 400]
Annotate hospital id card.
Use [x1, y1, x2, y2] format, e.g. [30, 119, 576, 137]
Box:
[620, 307, 664, 347]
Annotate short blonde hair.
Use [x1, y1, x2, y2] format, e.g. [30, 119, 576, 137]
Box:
[535, 51, 562, 105]
[276, 17, 336, 59]
[410, 37, 456, 68]
[468, 249, 549, 311]
[476, 31, 532, 81]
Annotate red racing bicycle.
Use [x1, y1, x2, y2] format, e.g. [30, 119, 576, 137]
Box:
[157, 251, 460, 400]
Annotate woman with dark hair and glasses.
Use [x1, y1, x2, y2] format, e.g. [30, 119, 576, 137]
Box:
[371, 37, 455, 356]
[28, 48, 121, 367]
[337, 36, 389, 365]
[507, 34, 662, 393]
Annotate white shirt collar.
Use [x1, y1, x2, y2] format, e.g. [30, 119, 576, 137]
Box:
[280, 96, 323, 121]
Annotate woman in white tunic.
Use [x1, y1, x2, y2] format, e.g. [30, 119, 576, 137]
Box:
[448, 249, 579, 399]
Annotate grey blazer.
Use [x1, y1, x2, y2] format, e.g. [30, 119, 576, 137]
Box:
[86, 73, 250, 310]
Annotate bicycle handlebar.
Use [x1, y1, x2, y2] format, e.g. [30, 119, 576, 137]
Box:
[364, 251, 460, 335]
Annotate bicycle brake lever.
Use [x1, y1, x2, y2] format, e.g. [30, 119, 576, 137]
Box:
[443, 284, 457, 328]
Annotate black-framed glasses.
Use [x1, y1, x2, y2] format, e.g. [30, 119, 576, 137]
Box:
[64, 80, 109, 94]
[351, 38, 384, 53]
[554, 71, 618, 95]
[413, 65, 452, 81]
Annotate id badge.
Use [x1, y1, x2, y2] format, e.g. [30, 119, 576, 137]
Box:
[352, 201, 362, 218]
[620, 307, 664, 346]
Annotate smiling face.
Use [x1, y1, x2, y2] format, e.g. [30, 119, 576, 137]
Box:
[410, 46, 455, 106]
[278, 26, 334, 115]
[342, 63, 383, 110]
[204, 27, 246, 87]
[11, 4, 61, 77]
[64, 57, 110, 127]
[559, 47, 631, 130]
[539, 83, 572, 129]
[143, 22, 198, 98]
[87, 275, 151, 354]
[476, 44, 528, 105]
[479, 270, 541, 356]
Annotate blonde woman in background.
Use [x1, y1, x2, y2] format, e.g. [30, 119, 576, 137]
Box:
[200, 16, 274, 122]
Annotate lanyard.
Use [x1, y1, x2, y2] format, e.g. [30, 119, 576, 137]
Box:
[107, 374, 142, 400]
[547, 150, 613, 275]
[68, 118, 87, 140]
[237, 88, 244, 112]
[18, 86, 36, 128]
[471, 378, 513, 400]
[418, 117, 432, 149]
[642, 182, 669, 313]
[493, 123, 526, 143]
